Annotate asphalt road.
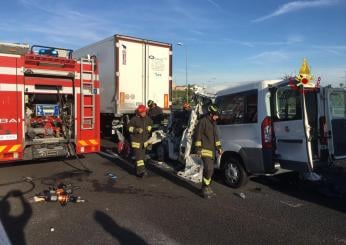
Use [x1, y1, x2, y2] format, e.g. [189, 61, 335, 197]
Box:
[1, 144, 346, 244]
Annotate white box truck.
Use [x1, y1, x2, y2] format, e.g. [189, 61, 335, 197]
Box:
[73, 34, 172, 137]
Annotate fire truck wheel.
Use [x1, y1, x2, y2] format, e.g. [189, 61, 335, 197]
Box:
[223, 156, 248, 188]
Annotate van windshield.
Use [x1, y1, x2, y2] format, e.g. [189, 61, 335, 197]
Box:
[329, 91, 346, 118]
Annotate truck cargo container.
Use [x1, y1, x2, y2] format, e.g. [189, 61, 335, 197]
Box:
[73, 34, 172, 137]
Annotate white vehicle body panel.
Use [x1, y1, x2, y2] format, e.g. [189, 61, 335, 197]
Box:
[74, 35, 172, 116]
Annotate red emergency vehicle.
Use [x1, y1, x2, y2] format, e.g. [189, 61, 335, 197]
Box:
[0, 42, 100, 163]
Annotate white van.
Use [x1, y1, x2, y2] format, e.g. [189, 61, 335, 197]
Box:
[214, 80, 346, 188]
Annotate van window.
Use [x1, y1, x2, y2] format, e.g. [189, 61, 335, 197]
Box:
[275, 88, 302, 121]
[330, 91, 346, 118]
[216, 90, 257, 125]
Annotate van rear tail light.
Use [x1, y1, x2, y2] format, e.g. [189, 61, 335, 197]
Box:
[164, 94, 169, 109]
[261, 116, 273, 149]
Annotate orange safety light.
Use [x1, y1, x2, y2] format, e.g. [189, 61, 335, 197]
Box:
[164, 94, 169, 109]
[120, 92, 125, 104]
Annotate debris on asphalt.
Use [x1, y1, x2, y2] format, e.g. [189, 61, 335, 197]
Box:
[32, 196, 45, 203]
[235, 192, 246, 199]
[105, 172, 117, 180]
[280, 201, 303, 208]
[50, 227, 55, 232]
[33, 182, 85, 206]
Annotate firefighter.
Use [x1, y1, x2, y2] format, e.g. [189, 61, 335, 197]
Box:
[182, 102, 191, 111]
[128, 105, 153, 177]
[194, 104, 223, 199]
[147, 100, 164, 129]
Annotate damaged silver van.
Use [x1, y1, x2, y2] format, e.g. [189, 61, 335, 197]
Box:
[214, 70, 346, 187]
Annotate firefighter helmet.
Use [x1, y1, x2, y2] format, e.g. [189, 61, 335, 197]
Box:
[147, 100, 154, 107]
[137, 104, 147, 113]
[208, 104, 220, 116]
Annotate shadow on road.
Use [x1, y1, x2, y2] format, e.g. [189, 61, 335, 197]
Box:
[145, 162, 203, 198]
[94, 210, 148, 245]
[99, 147, 135, 175]
[251, 170, 346, 213]
[99, 146, 202, 198]
[0, 190, 32, 245]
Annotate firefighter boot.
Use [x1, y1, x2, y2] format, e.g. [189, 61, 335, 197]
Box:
[201, 186, 216, 199]
[136, 165, 147, 178]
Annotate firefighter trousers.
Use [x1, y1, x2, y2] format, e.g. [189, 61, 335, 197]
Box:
[202, 157, 214, 188]
[133, 147, 146, 175]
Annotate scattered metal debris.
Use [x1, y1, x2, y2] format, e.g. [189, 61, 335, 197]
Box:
[105, 172, 117, 180]
[235, 192, 246, 199]
[280, 201, 303, 208]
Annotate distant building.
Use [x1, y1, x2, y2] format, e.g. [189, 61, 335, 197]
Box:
[174, 85, 187, 91]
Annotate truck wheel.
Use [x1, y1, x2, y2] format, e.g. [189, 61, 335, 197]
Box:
[223, 156, 248, 188]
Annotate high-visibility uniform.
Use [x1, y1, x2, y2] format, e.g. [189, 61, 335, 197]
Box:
[128, 115, 153, 175]
[148, 105, 164, 128]
[194, 115, 222, 187]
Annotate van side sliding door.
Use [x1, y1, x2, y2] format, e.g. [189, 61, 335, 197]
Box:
[324, 88, 346, 160]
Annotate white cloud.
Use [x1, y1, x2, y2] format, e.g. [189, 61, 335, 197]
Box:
[312, 45, 346, 56]
[247, 51, 290, 64]
[252, 0, 341, 23]
[206, 0, 222, 10]
[315, 65, 346, 85]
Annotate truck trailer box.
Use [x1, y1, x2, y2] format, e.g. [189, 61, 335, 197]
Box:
[73, 34, 172, 117]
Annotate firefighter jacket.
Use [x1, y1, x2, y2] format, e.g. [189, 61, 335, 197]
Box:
[148, 105, 164, 126]
[194, 116, 222, 159]
[128, 116, 153, 149]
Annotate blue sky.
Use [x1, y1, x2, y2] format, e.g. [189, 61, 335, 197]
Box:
[1, 0, 346, 86]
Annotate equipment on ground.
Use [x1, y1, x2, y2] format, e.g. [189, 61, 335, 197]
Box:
[36, 183, 84, 206]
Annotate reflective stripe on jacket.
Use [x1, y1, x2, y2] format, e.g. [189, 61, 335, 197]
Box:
[128, 115, 153, 147]
[194, 116, 222, 159]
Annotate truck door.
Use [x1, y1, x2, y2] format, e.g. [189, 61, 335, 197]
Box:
[271, 85, 317, 172]
[0, 58, 20, 143]
[323, 88, 346, 160]
[0, 56, 23, 161]
[146, 44, 170, 110]
[118, 39, 145, 110]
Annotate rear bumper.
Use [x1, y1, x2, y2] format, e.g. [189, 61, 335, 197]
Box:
[239, 147, 274, 174]
[76, 139, 100, 154]
[332, 158, 346, 168]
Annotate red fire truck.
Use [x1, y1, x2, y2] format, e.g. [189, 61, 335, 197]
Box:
[0, 42, 100, 163]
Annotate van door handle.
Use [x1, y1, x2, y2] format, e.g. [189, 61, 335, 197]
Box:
[285, 126, 290, 132]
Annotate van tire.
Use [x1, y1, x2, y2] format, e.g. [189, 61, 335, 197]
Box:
[223, 156, 248, 188]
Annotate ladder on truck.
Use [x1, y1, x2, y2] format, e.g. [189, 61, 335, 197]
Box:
[80, 57, 96, 130]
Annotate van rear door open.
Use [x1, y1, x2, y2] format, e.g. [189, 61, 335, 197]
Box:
[271, 84, 317, 172]
[323, 88, 346, 160]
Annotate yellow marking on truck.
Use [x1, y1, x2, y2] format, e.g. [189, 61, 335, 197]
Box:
[89, 139, 98, 145]
[8, 144, 21, 153]
[79, 140, 88, 146]
[0, 146, 7, 153]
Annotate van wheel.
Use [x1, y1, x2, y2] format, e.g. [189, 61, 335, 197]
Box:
[223, 156, 248, 188]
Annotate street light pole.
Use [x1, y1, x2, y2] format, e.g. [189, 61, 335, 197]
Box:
[177, 42, 188, 103]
